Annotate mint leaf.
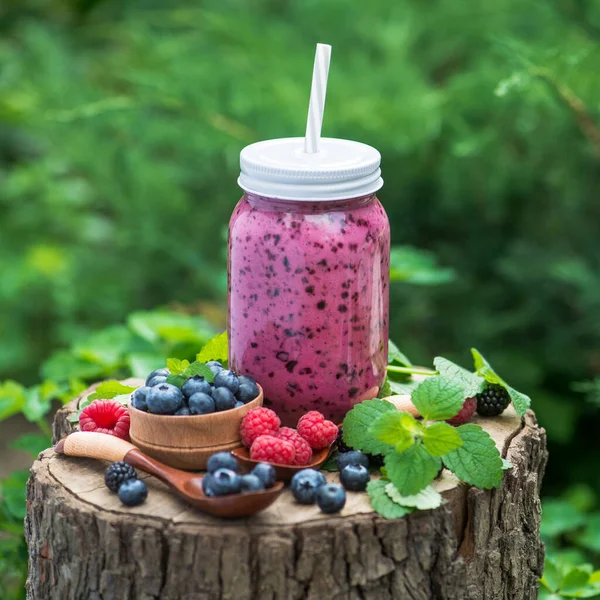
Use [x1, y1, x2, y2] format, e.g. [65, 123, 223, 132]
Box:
[411, 376, 465, 421]
[88, 380, 138, 401]
[166, 374, 187, 388]
[442, 424, 503, 488]
[561, 567, 593, 595]
[388, 340, 412, 366]
[369, 411, 419, 453]
[422, 422, 462, 457]
[183, 361, 215, 382]
[320, 450, 340, 472]
[433, 356, 485, 398]
[378, 377, 392, 398]
[367, 479, 414, 519]
[9, 434, 51, 457]
[197, 331, 228, 366]
[385, 483, 443, 510]
[166, 358, 190, 375]
[343, 399, 397, 455]
[387, 378, 420, 396]
[471, 348, 531, 417]
[385, 443, 441, 496]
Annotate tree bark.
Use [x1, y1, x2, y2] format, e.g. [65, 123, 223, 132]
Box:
[26, 383, 548, 600]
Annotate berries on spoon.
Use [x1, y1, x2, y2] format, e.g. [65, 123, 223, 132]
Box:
[240, 474, 265, 493]
[240, 407, 281, 447]
[250, 435, 295, 465]
[297, 411, 338, 450]
[207, 452, 239, 474]
[210, 468, 242, 496]
[251, 463, 277, 488]
[276, 427, 313, 466]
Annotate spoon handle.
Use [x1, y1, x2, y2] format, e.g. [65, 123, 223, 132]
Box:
[55, 431, 195, 491]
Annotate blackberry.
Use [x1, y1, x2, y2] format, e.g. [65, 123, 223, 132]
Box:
[476, 384, 511, 417]
[104, 462, 137, 493]
[335, 426, 353, 453]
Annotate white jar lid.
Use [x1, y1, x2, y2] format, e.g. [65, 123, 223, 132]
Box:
[238, 137, 383, 201]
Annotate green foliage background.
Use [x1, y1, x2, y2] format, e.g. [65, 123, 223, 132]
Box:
[1, 0, 600, 596]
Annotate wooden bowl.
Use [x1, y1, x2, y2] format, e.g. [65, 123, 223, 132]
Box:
[128, 385, 263, 471]
[231, 445, 332, 482]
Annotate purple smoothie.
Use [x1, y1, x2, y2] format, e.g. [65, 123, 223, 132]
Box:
[228, 192, 390, 426]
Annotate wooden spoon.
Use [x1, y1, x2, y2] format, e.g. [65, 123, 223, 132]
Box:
[54, 431, 284, 518]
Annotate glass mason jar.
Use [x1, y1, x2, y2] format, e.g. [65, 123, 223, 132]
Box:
[228, 138, 390, 426]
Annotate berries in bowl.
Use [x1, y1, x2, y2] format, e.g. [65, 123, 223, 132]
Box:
[232, 408, 337, 481]
[128, 362, 264, 471]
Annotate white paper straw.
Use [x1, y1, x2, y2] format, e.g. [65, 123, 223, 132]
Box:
[304, 43, 332, 154]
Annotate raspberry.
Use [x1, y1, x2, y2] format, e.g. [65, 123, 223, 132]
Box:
[250, 435, 296, 465]
[240, 407, 281, 448]
[297, 411, 338, 450]
[276, 427, 313, 466]
[447, 397, 477, 425]
[79, 400, 130, 440]
[476, 384, 511, 417]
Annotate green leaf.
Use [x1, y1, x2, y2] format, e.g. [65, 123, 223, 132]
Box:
[8, 434, 50, 457]
[433, 357, 485, 398]
[378, 378, 392, 398]
[197, 331, 228, 365]
[366, 479, 414, 519]
[389, 246, 455, 285]
[561, 567, 593, 595]
[127, 353, 166, 379]
[385, 443, 441, 496]
[442, 424, 503, 488]
[0, 380, 26, 420]
[87, 380, 138, 401]
[385, 483, 443, 510]
[166, 374, 187, 388]
[166, 358, 190, 375]
[0, 470, 30, 520]
[183, 361, 215, 382]
[541, 558, 562, 593]
[541, 500, 586, 539]
[471, 348, 531, 417]
[369, 411, 419, 453]
[387, 378, 421, 396]
[320, 450, 340, 472]
[388, 340, 412, 366]
[576, 514, 600, 553]
[343, 399, 397, 455]
[422, 422, 463, 457]
[411, 376, 466, 421]
[22, 386, 52, 422]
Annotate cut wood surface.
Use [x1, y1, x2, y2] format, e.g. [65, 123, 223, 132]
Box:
[26, 381, 548, 600]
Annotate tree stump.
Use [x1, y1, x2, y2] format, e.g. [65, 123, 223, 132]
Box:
[26, 381, 548, 600]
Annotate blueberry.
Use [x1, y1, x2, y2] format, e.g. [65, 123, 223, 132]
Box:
[213, 369, 240, 394]
[182, 375, 212, 399]
[146, 375, 168, 388]
[118, 479, 148, 506]
[145, 368, 170, 386]
[240, 474, 265, 493]
[147, 383, 184, 415]
[175, 406, 191, 416]
[239, 374, 257, 387]
[290, 469, 327, 505]
[131, 386, 150, 412]
[340, 464, 370, 492]
[213, 387, 237, 411]
[206, 361, 224, 376]
[234, 401, 245, 409]
[202, 473, 216, 497]
[211, 468, 242, 496]
[236, 382, 260, 404]
[316, 484, 346, 514]
[189, 392, 215, 415]
[337, 450, 369, 471]
[207, 452, 239, 474]
[252, 463, 276, 489]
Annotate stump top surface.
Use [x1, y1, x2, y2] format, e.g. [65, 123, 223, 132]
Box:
[44, 382, 524, 529]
